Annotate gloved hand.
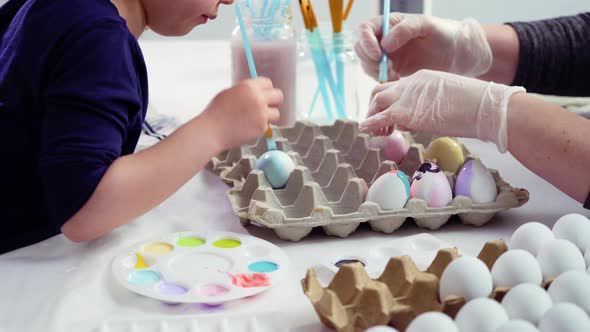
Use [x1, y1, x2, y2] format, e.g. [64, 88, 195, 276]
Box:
[360, 70, 525, 152]
[355, 13, 493, 81]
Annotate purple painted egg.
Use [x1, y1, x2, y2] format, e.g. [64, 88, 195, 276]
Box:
[455, 160, 497, 204]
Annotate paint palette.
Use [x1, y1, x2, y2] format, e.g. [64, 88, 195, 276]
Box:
[112, 231, 288, 304]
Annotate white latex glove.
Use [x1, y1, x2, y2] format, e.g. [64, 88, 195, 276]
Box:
[360, 70, 525, 153]
[355, 13, 493, 81]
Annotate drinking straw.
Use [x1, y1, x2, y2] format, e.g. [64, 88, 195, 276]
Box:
[329, 0, 346, 117]
[236, 3, 277, 150]
[379, 0, 390, 84]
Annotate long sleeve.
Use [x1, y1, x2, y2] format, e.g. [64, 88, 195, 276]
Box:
[507, 13, 590, 96]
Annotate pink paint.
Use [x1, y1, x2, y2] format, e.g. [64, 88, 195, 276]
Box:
[197, 284, 230, 297]
[230, 273, 270, 288]
[368, 130, 409, 164]
[231, 39, 297, 127]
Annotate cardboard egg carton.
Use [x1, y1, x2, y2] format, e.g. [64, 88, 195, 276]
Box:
[208, 120, 529, 241]
[301, 239, 555, 332]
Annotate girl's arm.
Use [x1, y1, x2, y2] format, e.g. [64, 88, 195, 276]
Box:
[61, 79, 282, 242]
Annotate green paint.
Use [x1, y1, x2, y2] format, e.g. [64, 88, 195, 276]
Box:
[213, 239, 242, 248]
[127, 270, 160, 285]
[177, 235, 205, 247]
[248, 261, 279, 273]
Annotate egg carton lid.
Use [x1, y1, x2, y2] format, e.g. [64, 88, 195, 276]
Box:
[208, 120, 529, 241]
[302, 239, 556, 332]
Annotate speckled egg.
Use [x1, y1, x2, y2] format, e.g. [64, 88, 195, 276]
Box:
[410, 162, 453, 207]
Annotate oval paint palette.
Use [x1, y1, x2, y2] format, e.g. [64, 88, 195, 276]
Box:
[112, 231, 288, 304]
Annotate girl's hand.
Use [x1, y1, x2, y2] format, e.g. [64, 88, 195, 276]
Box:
[202, 77, 283, 150]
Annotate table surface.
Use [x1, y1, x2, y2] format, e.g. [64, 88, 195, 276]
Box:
[1, 40, 588, 332]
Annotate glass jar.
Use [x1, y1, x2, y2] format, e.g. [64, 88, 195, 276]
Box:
[297, 22, 361, 125]
[231, 0, 297, 127]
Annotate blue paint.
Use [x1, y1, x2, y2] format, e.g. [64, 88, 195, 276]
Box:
[255, 150, 295, 189]
[248, 261, 279, 273]
[127, 270, 160, 285]
[395, 170, 411, 197]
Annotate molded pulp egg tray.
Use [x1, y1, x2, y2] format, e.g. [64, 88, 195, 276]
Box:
[302, 239, 551, 332]
[207, 120, 529, 241]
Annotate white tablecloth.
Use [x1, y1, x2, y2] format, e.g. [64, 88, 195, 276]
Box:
[1, 41, 588, 332]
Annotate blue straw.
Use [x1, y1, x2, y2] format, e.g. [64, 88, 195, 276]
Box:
[379, 0, 390, 83]
[307, 30, 335, 122]
[235, 3, 258, 78]
[310, 28, 345, 118]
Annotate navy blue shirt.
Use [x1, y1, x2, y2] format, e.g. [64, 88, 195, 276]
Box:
[0, 0, 148, 253]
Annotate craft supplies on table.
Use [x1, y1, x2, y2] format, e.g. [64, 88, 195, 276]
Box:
[111, 231, 288, 304]
[208, 120, 529, 241]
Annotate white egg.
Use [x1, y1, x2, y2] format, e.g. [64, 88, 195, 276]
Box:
[455, 298, 508, 332]
[410, 162, 453, 207]
[538, 303, 590, 332]
[406, 312, 458, 332]
[439, 256, 493, 302]
[552, 214, 590, 253]
[364, 326, 399, 332]
[536, 239, 586, 279]
[366, 170, 411, 210]
[501, 284, 552, 324]
[454, 159, 498, 204]
[496, 320, 539, 332]
[548, 270, 590, 315]
[491, 249, 542, 288]
[509, 222, 555, 255]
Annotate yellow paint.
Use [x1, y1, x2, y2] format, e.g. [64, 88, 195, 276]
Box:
[142, 242, 174, 255]
[134, 253, 148, 269]
[424, 137, 465, 174]
[213, 239, 242, 249]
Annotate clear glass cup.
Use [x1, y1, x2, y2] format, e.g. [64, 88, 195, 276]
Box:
[231, 0, 297, 127]
[297, 22, 361, 125]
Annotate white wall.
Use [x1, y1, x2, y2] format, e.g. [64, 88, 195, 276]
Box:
[141, 1, 380, 41]
[431, 0, 590, 24]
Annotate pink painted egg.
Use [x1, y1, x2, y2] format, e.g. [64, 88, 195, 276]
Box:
[410, 161, 453, 207]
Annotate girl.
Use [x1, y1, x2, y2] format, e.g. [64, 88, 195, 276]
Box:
[0, 0, 284, 253]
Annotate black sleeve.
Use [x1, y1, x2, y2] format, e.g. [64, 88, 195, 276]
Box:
[506, 13, 590, 97]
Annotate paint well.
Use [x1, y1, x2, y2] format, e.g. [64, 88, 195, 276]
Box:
[127, 270, 160, 285]
[248, 261, 279, 273]
[176, 235, 205, 247]
[335, 259, 365, 268]
[213, 239, 242, 249]
[142, 242, 174, 255]
[230, 273, 270, 288]
[134, 253, 148, 269]
[158, 282, 188, 295]
[197, 284, 230, 297]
